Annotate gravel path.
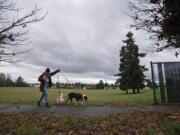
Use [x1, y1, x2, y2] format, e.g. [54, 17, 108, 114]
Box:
[0, 104, 179, 117]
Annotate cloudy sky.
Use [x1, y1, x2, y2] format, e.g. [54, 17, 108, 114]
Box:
[0, 0, 180, 84]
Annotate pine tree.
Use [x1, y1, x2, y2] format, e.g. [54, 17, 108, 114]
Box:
[116, 32, 147, 94]
[96, 80, 105, 89]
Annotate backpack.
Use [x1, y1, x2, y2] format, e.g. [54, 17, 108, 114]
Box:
[38, 74, 44, 92]
[38, 74, 44, 82]
[38, 74, 52, 89]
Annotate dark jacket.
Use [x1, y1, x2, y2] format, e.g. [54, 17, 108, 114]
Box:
[38, 69, 59, 92]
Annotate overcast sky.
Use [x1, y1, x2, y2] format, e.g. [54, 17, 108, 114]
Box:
[0, 0, 180, 84]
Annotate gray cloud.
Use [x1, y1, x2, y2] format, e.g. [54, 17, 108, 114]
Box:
[1, 0, 180, 83]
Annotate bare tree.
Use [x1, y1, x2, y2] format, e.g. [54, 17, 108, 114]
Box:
[0, 0, 46, 63]
[128, 0, 180, 55]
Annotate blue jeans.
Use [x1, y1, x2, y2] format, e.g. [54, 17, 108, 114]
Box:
[39, 83, 49, 103]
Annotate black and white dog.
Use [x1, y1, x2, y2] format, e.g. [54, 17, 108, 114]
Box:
[66, 92, 88, 105]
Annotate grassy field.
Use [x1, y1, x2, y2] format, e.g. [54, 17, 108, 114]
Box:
[1, 87, 180, 135]
[0, 87, 160, 105]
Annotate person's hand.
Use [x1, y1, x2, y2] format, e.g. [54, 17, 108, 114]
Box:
[57, 69, 61, 72]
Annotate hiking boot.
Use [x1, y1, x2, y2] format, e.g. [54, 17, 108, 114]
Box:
[37, 101, 41, 106]
[45, 103, 51, 108]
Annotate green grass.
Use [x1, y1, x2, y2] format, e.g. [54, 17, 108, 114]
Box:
[0, 87, 161, 105]
[14, 123, 42, 135]
[148, 121, 180, 135]
[162, 121, 180, 135]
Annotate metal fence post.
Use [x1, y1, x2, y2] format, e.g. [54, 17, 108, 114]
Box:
[150, 61, 158, 105]
[157, 63, 167, 103]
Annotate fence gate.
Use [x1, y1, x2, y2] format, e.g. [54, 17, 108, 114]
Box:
[150, 62, 180, 104]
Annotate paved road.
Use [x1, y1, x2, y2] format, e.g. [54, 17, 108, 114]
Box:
[0, 104, 179, 117]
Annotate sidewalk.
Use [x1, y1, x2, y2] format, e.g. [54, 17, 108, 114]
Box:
[0, 104, 179, 117]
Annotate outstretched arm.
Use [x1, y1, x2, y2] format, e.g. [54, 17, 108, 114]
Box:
[50, 69, 60, 76]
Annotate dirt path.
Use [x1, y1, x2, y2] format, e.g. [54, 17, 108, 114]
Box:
[0, 104, 179, 117]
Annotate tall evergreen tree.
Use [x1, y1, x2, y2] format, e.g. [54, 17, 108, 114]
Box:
[116, 32, 147, 94]
[96, 80, 105, 89]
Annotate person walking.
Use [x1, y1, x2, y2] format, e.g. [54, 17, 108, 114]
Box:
[37, 68, 60, 107]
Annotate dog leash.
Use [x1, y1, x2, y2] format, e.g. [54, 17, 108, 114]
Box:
[61, 72, 72, 84]
[60, 71, 80, 93]
[57, 72, 61, 95]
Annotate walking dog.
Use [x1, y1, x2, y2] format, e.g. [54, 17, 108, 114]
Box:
[56, 93, 65, 104]
[66, 92, 88, 105]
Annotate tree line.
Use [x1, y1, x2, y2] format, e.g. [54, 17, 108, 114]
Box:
[0, 73, 29, 87]
[55, 80, 117, 90]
